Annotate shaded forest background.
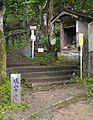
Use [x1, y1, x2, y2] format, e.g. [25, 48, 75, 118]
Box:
[0, 0, 93, 32]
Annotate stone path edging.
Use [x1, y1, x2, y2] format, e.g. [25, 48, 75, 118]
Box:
[22, 93, 86, 120]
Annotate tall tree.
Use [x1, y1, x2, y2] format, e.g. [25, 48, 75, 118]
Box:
[0, 1, 6, 79]
[47, 0, 54, 48]
[54, 0, 93, 15]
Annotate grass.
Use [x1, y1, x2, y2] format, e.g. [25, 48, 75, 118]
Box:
[84, 77, 93, 98]
[24, 50, 80, 65]
[0, 78, 29, 114]
[31, 114, 37, 118]
[74, 74, 93, 98]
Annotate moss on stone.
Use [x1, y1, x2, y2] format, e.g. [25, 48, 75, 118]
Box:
[0, 30, 4, 39]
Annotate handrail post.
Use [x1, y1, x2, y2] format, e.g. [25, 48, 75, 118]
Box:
[6, 37, 9, 48]
[19, 33, 21, 43]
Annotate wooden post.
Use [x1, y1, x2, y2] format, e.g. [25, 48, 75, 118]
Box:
[60, 22, 65, 51]
[26, 32, 28, 42]
[12, 35, 15, 47]
[19, 33, 21, 43]
[6, 37, 9, 48]
[83, 36, 89, 77]
[76, 20, 79, 47]
[88, 52, 91, 77]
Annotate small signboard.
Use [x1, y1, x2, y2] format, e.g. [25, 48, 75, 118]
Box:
[79, 33, 83, 46]
[31, 35, 36, 41]
[11, 74, 21, 105]
[30, 26, 37, 30]
[38, 48, 44, 52]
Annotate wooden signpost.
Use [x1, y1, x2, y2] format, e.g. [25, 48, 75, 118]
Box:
[30, 26, 37, 58]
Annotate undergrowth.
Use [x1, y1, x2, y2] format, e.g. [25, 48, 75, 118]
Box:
[24, 52, 56, 64]
[0, 79, 29, 114]
[6, 34, 30, 53]
[74, 75, 93, 98]
[84, 77, 93, 98]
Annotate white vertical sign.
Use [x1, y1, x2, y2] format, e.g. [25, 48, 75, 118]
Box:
[79, 33, 83, 79]
[80, 46, 83, 79]
[32, 39, 35, 58]
[30, 26, 37, 58]
[11, 74, 21, 105]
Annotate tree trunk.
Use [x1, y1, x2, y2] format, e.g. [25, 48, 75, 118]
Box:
[39, 5, 42, 26]
[47, 0, 54, 49]
[0, 10, 6, 79]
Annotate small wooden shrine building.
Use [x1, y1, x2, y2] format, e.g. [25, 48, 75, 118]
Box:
[51, 8, 93, 62]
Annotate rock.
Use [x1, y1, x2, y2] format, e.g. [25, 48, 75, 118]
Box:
[23, 46, 32, 57]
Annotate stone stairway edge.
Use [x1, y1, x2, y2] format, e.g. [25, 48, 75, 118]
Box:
[22, 93, 86, 120]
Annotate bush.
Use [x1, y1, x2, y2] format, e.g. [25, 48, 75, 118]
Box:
[0, 79, 29, 113]
[6, 14, 20, 31]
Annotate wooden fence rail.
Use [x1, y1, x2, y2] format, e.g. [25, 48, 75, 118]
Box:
[5, 30, 31, 48]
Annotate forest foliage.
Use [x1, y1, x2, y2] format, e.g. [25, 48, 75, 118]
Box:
[0, 0, 93, 31]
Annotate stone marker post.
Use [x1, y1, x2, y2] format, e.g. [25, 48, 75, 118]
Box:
[11, 74, 21, 105]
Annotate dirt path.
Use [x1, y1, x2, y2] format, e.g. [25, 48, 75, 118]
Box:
[5, 83, 87, 120]
[1, 83, 87, 120]
[1, 81, 92, 120]
[53, 98, 93, 120]
[31, 98, 93, 120]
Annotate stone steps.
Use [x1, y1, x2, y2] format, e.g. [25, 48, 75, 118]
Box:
[7, 64, 79, 87]
[21, 70, 78, 78]
[26, 76, 71, 82]
[7, 63, 36, 67]
[25, 76, 74, 87]
[7, 65, 78, 73]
